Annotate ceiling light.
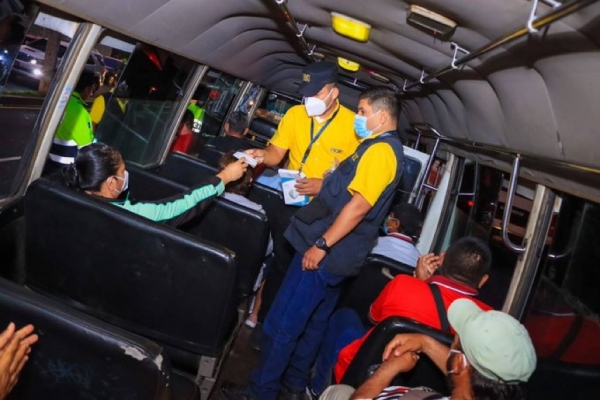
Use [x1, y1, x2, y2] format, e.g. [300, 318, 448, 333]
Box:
[331, 12, 371, 42]
[337, 57, 360, 72]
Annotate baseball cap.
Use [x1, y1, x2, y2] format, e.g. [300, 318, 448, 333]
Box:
[298, 61, 338, 97]
[391, 203, 422, 238]
[448, 299, 537, 383]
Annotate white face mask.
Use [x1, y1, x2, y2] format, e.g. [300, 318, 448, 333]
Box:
[304, 89, 333, 117]
[112, 170, 129, 193]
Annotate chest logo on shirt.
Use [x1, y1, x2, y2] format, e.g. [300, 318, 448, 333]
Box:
[330, 148, 343, 154]
[303, 73, 311, 83]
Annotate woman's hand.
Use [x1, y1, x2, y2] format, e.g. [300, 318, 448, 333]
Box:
[216, 159, 248, 184]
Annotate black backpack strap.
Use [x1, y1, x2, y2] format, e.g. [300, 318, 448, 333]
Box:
[550, 313, 583, 360]
[429, 284, 451, 335]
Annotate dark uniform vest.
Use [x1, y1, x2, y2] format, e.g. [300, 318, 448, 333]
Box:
[284, 132, 404, 277]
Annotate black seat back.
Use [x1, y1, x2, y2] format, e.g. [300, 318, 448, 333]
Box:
[249, 117, 278, 144]
[0, 278, 173, 400]
[159, 152, 218, 185]
[129, 164, 270, 297]
[341, 317, 452, 395]
[198, 146, 225, 168]
[338, 255, 415, 325]
[24, 179, 238, 367]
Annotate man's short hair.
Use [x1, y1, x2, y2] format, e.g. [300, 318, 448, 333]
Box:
[226, 111, 249, 135]
[218, 150, 254, 196]
[440, 236, 491, 287]
[358, 87, 399, 121]
[390, 203, 422, 239]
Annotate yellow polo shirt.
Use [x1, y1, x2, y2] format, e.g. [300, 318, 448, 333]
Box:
[348, 133, 399, 206]
[269, 101, 359, 179]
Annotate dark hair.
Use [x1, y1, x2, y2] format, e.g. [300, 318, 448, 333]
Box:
[226, 111, 249, 134]
[470, 367, 526, 400]
[75, 70, 99, 93]
[60, 143, 122, 191]
[358, 87, 399, 121]
[181, 109, 195, 130]
[440, 236, 492, 288]
[103, 72, 117, 85]
[390, 203, 422, 240]
[218, 150, 254, 195]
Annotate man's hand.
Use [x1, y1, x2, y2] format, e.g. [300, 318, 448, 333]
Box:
[302, 245, 326, 271]
[295, 178, 323, 196]
[245, 149, 265, 164]
[382, 333, 428, 362]
[385, 350, 420, 373]
[0, 323, 38, 400]
[414, 253, 443, 281]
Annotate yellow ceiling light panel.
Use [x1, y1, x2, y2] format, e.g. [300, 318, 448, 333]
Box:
[331, 12, 371, 42]
[337, 57, 360, 72]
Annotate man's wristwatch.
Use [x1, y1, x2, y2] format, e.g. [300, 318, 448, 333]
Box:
[315, 237, 331, 253]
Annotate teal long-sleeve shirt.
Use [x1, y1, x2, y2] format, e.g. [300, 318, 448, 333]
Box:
[110, 176, 224, 225]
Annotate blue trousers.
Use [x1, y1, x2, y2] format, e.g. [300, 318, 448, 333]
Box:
[249, 253, 346, 400]
[310, 308, 369, 395]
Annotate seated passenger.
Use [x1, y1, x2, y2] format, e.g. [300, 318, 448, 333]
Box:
[205, 111, 254, 152]
[308, 237, 492, 398]
[218, 151, 274, 329]
[371, 204, 422, 268]
[170, 110, 195, 154]
[0, 322, 38, 399]
[60, 142, 247, 227]
[218, 150, 273, 255]
[320, 299, 536, 400]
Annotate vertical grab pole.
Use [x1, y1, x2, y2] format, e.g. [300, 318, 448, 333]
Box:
[502, 155, 527, 254]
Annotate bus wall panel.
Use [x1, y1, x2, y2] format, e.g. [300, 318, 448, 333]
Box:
[453, 80, 508, 147]
[487, 67, 561, 161]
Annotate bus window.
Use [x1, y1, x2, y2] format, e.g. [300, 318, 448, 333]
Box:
[193, 69, 243, 143]
[0, 4, 79, 200]
[95, 43, 194, 166]
[523, 195, 600, 367]
[438, 161, 537, 310]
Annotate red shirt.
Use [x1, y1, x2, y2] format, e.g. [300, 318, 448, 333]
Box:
[334, 275, 492, 382]
[171, 133, 193, 154]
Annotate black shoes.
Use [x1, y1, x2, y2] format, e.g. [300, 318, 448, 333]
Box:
[221, 381, 255, 400]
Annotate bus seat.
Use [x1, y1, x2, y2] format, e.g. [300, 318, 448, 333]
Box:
[0, 278, 200, 399]
[127, 164, 270, 299]
[198, 145, 225, 168]
[159, 152, 218, 184]
[24, 178, 238, 378]
[526, 358, 600, 398]
[337, 255, 415, 326]
[249, 117, 277, 143]
[341, 316, 452, 396]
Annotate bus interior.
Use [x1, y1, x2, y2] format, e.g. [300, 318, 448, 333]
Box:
[1, 0, 600, 398]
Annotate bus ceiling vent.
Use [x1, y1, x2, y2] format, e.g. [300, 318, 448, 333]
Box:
[502, 155, 527, 255]
[406, 5, 457, 41]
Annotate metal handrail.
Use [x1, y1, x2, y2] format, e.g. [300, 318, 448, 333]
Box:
[272, 0, 317, 62]
[403, 0, 597, 92]
[502, 155, 527, 254]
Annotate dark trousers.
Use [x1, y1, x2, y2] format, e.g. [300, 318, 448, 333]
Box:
[249, 253, 346, 400]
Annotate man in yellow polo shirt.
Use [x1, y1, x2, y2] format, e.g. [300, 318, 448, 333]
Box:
[248, 61, 358, 196]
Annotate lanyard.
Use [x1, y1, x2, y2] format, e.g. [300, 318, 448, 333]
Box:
[298, 107, 340, 173]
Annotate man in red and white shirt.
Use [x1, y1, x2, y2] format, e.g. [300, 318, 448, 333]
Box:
[308, 237, 493, 398]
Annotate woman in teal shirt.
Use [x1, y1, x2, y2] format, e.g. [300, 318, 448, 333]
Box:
[60, 142, 248, 226]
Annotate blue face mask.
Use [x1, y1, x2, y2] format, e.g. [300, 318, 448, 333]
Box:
[354, 111, 381, 139]
[382, 215, 390, 235]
